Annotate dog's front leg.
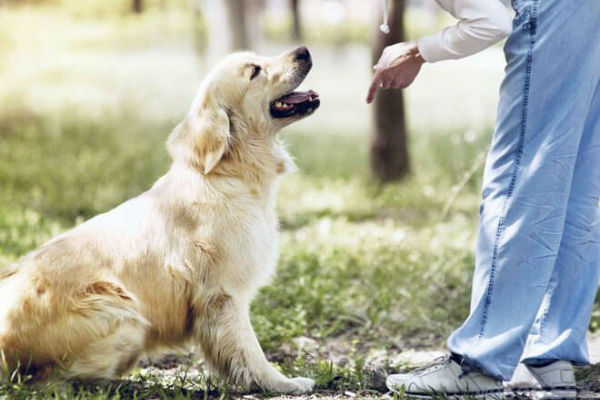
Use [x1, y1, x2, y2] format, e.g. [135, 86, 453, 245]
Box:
[195, 294, 314, 394]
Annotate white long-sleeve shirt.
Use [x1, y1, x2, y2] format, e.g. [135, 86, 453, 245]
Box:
[417, 0, 513, 63]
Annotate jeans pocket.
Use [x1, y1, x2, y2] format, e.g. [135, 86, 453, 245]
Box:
[511, 0, 536, 29]
[504, 10, 536, 64]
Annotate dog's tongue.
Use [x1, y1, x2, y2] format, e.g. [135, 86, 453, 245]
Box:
[279, 90, 319, 104]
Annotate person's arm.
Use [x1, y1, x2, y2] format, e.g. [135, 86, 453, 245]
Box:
[418, 0, 513, 62]
[366, 0, 512, 104]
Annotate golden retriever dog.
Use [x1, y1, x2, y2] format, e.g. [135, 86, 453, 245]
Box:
[0, 46, 320, 394]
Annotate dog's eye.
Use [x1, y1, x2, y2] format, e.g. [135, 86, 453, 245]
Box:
[250, 65, 261, 80]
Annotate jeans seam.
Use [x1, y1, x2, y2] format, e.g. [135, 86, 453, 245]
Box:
[538, 282, 554, 337]
[478, 8, 538, 339]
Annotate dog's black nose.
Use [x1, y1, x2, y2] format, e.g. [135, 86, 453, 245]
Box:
[294, 46, 311, 63]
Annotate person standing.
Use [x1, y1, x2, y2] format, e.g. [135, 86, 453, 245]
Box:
[368, 0, 600, 398]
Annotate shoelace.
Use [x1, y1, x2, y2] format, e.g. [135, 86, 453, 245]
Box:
[410, 355, 477, 380]
[411, 355, 452, 374]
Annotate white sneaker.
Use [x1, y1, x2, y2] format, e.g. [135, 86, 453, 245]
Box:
[386, 355, 504, 399]
[505, 361, 577, 399]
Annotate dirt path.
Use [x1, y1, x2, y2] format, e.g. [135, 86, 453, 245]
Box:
[255, 333, 600, 398]
[138, 334, 600, 399]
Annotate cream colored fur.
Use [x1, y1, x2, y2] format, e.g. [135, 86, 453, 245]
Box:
[0, 48, 317, 394]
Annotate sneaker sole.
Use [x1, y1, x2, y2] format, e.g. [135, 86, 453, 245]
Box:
[398, 394, 505, 399]
[511, 387, 577, 400]
[389, 388, 506, 399]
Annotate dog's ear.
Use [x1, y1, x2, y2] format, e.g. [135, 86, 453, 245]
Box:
[175, 100, 230, 175]
[195, 102, 230, 175]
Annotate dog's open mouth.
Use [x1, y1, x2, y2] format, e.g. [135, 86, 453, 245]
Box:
[270, 90, 320, 119]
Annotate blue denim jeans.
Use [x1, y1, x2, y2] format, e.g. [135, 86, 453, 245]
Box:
[447, 0, 600, 381]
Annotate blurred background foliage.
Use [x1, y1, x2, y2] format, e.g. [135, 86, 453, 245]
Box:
[1, 0, 598, 395]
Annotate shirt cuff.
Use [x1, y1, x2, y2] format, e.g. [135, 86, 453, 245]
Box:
[417, 33, 454, 63]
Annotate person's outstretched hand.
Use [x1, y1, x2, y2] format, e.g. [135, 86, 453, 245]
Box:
[366, 42, 425, 104]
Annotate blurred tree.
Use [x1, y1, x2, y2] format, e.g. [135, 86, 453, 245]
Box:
[290, 0, 302, 41]
[370, 0, 409, 182]
[132, 0, 143, 13]
[224, 0, 250, 50]
[248, 0, 266, 49]
[192, 0, 209, 56]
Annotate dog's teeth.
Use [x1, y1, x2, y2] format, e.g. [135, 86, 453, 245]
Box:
[274, 101, 295, 111]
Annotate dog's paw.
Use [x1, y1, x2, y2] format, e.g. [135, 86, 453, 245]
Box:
[284, 377, 315, 394]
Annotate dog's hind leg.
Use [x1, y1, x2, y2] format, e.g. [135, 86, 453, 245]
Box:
[194, 293, 314, 394]
[64, 319, 146, 380]
[1, 280, 147, 381]
[61, 282, 148, 380]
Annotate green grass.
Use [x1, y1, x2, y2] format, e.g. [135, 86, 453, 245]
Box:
[0, 102, 486, 398]
[2, 86, 597, 400]
[2, 104, 598, 399]
[1, 4, 599, 399]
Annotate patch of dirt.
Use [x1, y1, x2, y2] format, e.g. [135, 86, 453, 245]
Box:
[132, 334, 600, 398]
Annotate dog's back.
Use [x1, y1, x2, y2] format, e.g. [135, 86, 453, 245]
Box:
[0, 237, 149, 380]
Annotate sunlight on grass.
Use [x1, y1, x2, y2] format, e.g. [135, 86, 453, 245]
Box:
[0, 99, 486, 397]
[3, 3, 595, 398]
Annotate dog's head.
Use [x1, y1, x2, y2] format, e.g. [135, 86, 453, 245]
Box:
[168, 47, 320, 176]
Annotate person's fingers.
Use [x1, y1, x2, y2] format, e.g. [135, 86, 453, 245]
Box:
[366, 72, 383, 104]
[376, 56, 393, 70]
[376, 49, 400, 70]
[391, 78, 407, 89]
[388, 80, 400, 89]
[375, 58, 386, 68]
[381, 79, 392, 90]
[366, 83, 379, 103]
[396, 69, 419, 89]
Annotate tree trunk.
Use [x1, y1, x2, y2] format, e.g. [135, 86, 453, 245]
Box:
[290, 0, 302, 42]
[132, 0, 143, 14]
[370, 0, 409, 182]
[247, 0, 266, 49]
[224, 0, 250, 50]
